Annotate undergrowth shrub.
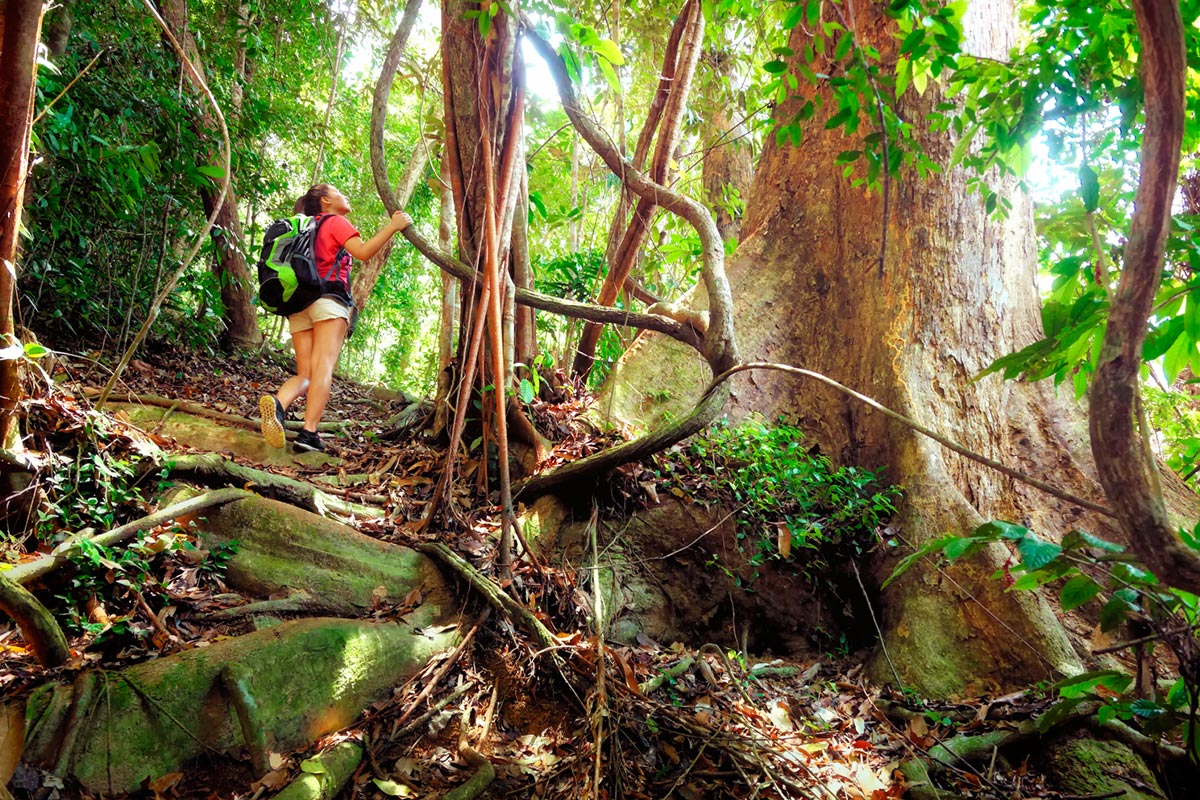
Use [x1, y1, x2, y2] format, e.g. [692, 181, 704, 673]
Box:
[888, 519, 1200, 764]
[661, 417, 903, 581]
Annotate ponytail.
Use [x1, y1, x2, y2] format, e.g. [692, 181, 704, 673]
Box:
[294, 183, 334, 216]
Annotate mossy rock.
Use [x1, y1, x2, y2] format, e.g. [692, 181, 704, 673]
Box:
[23, 617, 462, 794]
[192, 495, 454, 625]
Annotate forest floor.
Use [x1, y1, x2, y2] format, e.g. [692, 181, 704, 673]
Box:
[0, 341, 1177, 799]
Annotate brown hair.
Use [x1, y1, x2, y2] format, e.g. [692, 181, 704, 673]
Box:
[294, 183, 335, 216]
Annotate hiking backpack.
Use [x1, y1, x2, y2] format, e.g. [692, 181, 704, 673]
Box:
[256, 214, 349, 317]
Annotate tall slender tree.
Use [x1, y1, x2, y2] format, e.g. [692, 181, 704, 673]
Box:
[0, 0, 45, 451]
[160, 0, 260, 351]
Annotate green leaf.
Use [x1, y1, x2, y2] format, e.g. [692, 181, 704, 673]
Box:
[1011, 572, 1042, 591]
[912, 67, 928, 96]
[763, 60, 788, 74]
[825, 107, 853, 129]
[942, 536, 983, 561]
[975, 520, 1029, 541]
[1051, 669, 1131, 699]
[1017, 534, 1062, 570]
[1078, 165, 1100, 212]
[528, 192, 547, 218]
[835, 150, 862, 164]
[373, 779, 409, 796]
[1059, 575, 1102, 611]
[1099, 594, 1135, 632]
[23, 342, 49, 359]
[834, 32, 854, 61]
[196, 164, 225, 179]
[1097, 703, 1117, 724]
[519, 378, 535, 404]
[1163, 333, 1193, 384]
[1130, 698, 1166, 718]
[592, 38, 624, 65]
[1167, 677, 1191, 709]
[300, 758, 327, 774]
[895, 57, 912, 98]
[783, 4, 806, 30]
[898, 28, 925, 55]
[1061, 530, 1125, 553]
[1036, 697, 1084, 733]
[598, 58, 620, 93]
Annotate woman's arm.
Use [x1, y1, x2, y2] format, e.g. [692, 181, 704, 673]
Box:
[342, 211, 412, 261]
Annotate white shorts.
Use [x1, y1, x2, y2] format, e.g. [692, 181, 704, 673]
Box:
[288, 297, 352, 334]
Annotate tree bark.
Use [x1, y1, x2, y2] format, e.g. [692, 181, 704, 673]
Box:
[594, 0, 1170, 695]
[0, 0, 44, 451]
[159, 0, 261, 352]
[699, 48, 753, 243]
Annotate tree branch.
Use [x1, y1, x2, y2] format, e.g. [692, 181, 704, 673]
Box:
[1088, 0, 1200, 593]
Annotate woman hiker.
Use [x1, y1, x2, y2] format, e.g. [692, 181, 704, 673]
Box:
[260, 184, 411, 452]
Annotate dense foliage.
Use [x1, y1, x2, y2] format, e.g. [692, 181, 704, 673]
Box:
[661, 417, 902, 582]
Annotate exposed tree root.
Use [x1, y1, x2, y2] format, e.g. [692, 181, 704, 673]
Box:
[0, 574, 69, 667]
[417, 543, 558, 655]
[201, 592, 346, 621]
[88, 389, 356, 434]
[513, 381, 730, 500]
[273, 741, 362, 800]
[220, 663, 270, 776]
[163, 453, 383, 519]
[443, 747, 496, 800]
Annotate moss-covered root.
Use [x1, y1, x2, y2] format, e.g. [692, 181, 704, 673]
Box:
[0, 574, 69, 668]
[192, 495, 456, 626]
[21, 617, 462, 794]
[274, 741, 362, 800]
[1041, 733, 1167, 800]
[443, 748, 496, 800]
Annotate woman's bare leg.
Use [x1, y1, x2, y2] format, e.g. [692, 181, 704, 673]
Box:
[302, 318, 347, 431]
[277, 329, 314, 407]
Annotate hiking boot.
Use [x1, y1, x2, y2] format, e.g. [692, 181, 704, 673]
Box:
[259, 395, 286, 448]
[294, 428, 325, 453]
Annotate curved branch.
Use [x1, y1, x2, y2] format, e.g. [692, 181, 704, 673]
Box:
[513, 382, 729, 500]
[521, 23, 739, 375]
[8, 487, 255, 585]
[1088, 0, 1200, 593]
[705, 363, 1114, 517]
[369, 0, 424, 213]
[164, 453, 384, 520]
[399, 226, 702, 347]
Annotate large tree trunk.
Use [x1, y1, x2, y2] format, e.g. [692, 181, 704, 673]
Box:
[0, 1, 44, 451]
[159, 0, 261, 352]
[699, 48, 753, 244]
[596, 0, 1163, 696]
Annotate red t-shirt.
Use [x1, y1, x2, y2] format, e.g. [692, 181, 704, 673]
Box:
[315, 214, 359, 288]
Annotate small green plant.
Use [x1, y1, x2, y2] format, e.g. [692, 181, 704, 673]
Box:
[36, 445, 153, 541]
[198, 539, 239, 580]
[677, 417, 903, 578]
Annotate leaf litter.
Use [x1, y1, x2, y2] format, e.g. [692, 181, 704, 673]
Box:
[0, 342, 1154, 798]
